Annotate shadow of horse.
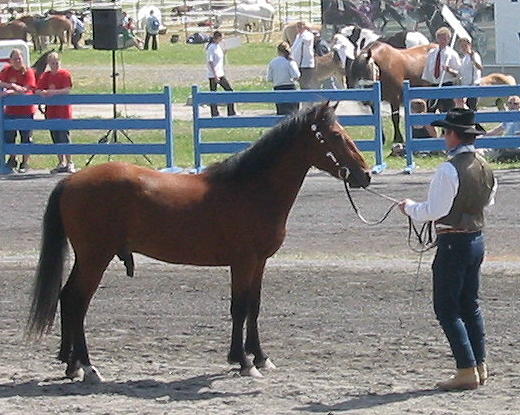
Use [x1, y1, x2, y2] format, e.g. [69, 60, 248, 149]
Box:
[295, 388, 442, 412]
[0, 372, 260, 401]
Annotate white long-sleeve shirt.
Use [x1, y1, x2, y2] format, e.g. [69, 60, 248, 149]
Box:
[421, 46, 461, 84]
[291, 30, 315, 68]
[404, 146, 497, 224]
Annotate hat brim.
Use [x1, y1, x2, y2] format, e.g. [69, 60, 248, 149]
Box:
[431, 119, 486, 135]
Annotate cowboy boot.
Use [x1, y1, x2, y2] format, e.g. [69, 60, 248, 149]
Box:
[477, 362, 488, 385]
[436, 367, 480, 391]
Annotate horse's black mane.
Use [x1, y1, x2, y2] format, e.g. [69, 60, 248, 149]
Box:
[205, 104, 337, 182]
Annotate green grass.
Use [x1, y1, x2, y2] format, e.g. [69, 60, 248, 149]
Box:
[59, 41, 276, 67]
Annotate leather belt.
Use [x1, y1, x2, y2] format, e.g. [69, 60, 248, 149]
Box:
[436, 228, 480, 235]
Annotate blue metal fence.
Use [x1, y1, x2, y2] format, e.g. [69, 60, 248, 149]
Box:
[191, 83, 386, 173]
[0, 86, 176, 173]
[403, 81, 520, 173]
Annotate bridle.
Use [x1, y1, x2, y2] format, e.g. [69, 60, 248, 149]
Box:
[311, 121, 435, 252]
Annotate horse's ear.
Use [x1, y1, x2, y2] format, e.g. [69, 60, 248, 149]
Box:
[360, 38, 366, 50]
[330, 101, 340, 111]
[366, 48, 372, 59]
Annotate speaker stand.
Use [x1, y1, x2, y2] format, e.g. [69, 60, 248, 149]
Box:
[86, 50, 153, 166]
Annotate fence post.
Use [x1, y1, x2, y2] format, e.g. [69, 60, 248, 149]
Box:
[192, 85, 203, 172]
[161, 85, 183, 173]
[0, 95, 8, 174]
[402, 80, 415, 174]
[372, 81, 386, 174]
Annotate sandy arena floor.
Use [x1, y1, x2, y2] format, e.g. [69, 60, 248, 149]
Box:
[0, 168, 519, 414]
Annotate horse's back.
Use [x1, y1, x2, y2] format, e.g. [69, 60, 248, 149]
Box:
[480, 73, 517, 86]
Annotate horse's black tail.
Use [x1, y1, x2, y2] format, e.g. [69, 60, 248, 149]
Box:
[26, 180, 68, 339]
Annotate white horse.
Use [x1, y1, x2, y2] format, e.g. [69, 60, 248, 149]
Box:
[216, 1, 275, 42]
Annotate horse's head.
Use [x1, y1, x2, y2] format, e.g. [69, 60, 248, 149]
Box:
[348, 48, 380, 89]
[306, 103, 371, 188]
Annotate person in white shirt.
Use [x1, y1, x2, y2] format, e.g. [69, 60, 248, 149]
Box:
[422, 27, 461, 112]
[399, 108, 496, 391]
[457, 37, 482, 110]
[291, 21, 316, 90]
[206, 31, 236, 117]
[266, 42, 301, 115]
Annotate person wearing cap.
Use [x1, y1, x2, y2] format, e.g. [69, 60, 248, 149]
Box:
[398, 108, 497, 391]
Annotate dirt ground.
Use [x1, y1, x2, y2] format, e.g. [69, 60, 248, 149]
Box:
[0, 167, 519, 414]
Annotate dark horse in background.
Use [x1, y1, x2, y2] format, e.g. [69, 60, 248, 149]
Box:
[27, 103, 371, 383]
[348, 41, 436, 143]
[323, 0, 376, 30]
[411, 0, 487, 52]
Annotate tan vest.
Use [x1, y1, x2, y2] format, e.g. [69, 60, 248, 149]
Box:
[436, 152, 495, 232]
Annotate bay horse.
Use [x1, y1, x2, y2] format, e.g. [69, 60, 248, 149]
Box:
[27, 103, 371, 383]
[348, 41, 436, 143]
[0, 20, 28, 41]
[19, 15, 72, 51]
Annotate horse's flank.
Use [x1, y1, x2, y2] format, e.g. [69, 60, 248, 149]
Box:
[480, 73, 517, 86]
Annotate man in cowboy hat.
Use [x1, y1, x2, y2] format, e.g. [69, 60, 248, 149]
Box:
[398, 108, 497, 391]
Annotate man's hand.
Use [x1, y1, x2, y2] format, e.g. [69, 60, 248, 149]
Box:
[398, 199, 413, 216]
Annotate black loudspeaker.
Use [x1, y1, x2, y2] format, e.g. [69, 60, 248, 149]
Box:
[91, 7, 124, 50]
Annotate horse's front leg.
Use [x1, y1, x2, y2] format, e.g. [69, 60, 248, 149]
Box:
[244, 260, 276, 371]
[391, 102, 403, 143]
[228, 261, 262, 377]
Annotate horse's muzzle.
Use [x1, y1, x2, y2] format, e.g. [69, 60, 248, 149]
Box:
[347, 170, 371, 189]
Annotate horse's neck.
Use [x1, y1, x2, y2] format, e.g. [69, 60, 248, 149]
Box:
[259, 138, 311, 213]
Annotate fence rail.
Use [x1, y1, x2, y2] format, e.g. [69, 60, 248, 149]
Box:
[403, 81, 520, 173]
[0, 86, 176, 173]
[192, 82, 385, 173]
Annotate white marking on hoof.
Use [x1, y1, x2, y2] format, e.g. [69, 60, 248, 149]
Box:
[260, 358, 276, 370]
[241, 366, 263, 378]
[82, 366, 104, 384]
[66, 367, 84, 380]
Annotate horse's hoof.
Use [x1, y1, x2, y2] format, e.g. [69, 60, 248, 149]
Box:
[82, 366, 104, 384]
[240, 366, 263, 378]
[65, 367, 84, 380]
[257, 358, 276, 370]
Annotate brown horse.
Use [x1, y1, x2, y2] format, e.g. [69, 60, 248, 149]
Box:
[19, 15, 72, 51]
[27, 103, 371, 383]
[479, 73, 518, 111]
[348, 41, 436, 143]
[0, 20, 28, 41]
[314, 51, 346, 88]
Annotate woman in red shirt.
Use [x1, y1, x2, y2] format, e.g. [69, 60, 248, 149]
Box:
[0, 48, 36, 173]
[36, 52, 75, 173]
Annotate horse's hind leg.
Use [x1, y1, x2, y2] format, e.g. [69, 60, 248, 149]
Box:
[58, 262, 83, 379]
[244, 260, 276, 370]
[65, 253, 113, 383]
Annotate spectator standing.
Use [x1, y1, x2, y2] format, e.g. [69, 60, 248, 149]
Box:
[422, 27, 461, 112]
[67, 11, 85, 49]
[457, 37, 482, 110]
[291, 21, 316, 90]
[206, 31, 236, 117]
[399, 108, 496, 391]
[266, 42, 300, 115]
[36, 52, 75, 174]
[144, 10, 160, 51]
[0, 48, 36, 173]
[313, 31, 336, 89]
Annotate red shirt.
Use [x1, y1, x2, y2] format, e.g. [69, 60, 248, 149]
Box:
[37, 69, 73, 119]
[0, 65, 36, 116]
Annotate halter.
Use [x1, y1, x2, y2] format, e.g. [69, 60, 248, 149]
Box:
[310, 122, 350, 180]
[310, 122, 435, 251]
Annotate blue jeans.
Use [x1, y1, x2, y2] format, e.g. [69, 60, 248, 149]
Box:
[432, 231, 486, 369]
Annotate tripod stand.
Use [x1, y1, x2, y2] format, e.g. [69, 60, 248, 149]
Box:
[86, 50, 153, 166]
